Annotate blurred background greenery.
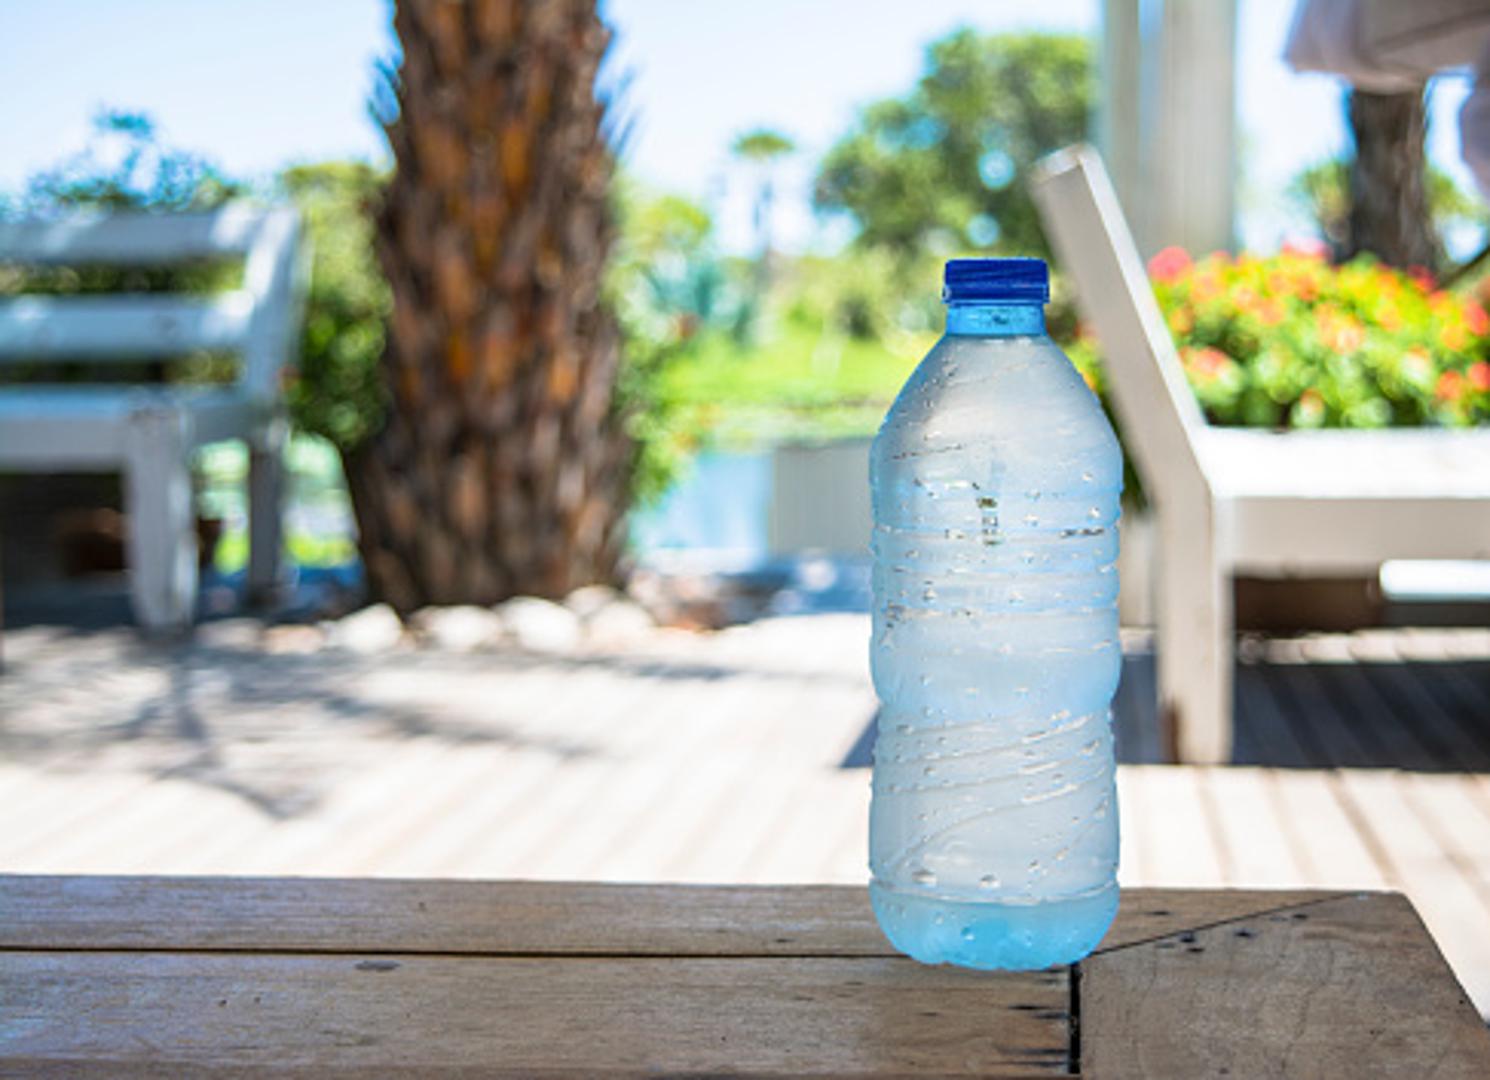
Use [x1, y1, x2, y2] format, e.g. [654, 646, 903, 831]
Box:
[5, 26, 1488, 577]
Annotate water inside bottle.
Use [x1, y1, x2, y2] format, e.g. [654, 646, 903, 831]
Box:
[868, 310, 1123, 970]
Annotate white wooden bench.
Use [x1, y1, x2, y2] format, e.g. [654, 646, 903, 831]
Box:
[1031, 145, 1490, 763]
[0, 207, 304, 632]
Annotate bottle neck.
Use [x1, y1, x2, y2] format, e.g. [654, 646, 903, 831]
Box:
[945, 301, 1046, 337]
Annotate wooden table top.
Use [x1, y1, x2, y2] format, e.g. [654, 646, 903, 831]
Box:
[2, 876, 1487, 1077]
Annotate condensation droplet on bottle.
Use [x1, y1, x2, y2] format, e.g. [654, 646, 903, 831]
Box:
[923, 764, 937, 777]
[1025, 488, 1041, 501]
[1022, 513, 1039, 526]
[911, 867, 937, 887]
[1081, 470, 1095, 483]
[961, 927, 976, 942]
[978, 874, 999, 890]
[919, 674, 932, 686]
[1027, 859, 1041, 873]
[1088, 506, 1102, 520]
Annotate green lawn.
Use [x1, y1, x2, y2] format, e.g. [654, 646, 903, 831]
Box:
[663, 317, 929, 446]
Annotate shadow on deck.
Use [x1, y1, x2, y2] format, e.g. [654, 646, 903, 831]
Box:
[842, 634, 1490, 771]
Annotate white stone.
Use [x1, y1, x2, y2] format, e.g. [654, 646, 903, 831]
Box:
[563, 584, 624, 619]
[494, 596, 582, 653]
[411, 605, 506, 653]
[328, 603, 405, 654]
[584, 598, 657, 646]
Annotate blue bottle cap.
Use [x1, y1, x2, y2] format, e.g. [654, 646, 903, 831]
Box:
[942, 257, 1049, 304]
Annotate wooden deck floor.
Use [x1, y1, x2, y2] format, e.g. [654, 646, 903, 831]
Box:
[1, 616, 1488, 1014]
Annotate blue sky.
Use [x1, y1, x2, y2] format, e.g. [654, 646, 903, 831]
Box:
[0, 0, 1478, 254]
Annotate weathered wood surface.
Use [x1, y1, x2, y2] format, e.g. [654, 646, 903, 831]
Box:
[1082, 892, 1490, 1079]
[0, 874, 1327, 958]
[1, 952, 1070, 1078]
[2, 878, 1486, 1077]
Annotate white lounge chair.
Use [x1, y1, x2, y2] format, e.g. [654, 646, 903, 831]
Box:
[0, 207, 304, 632]
[1031, 145, 1490, 763]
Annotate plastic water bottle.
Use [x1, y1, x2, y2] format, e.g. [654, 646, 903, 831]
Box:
[868, 257, 1122, 970]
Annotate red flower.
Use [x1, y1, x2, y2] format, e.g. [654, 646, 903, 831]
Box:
[1437, 370, 1466, 402]
[1470, 361, 1490, 392]
[1408, 265, 1436, 292]
[1148, 246, 1192, 283]
[1465, 303, 1490, 336]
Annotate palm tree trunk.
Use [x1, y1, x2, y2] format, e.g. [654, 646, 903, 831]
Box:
[1345, 87, 1441, 271]
[351, 0, 629, 612]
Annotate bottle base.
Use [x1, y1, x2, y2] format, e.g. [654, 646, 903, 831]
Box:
[869, 880, 1118, 970]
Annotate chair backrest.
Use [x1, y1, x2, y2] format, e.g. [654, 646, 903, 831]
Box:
[0, 206, 303, 403]
[1030, 145, 1211, 502]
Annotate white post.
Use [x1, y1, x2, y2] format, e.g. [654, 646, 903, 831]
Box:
[124, 402, 198, 634]
[1100, 0, 1237, 257]
[1155, 492, 1233, 764]
[1150, 0, 1237, 255]
[1098, 0, 1148, 248]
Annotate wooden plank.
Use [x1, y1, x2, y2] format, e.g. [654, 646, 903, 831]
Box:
[0, 293, 254, 359]
[1362, 660, 1490, 771]
[1268, 658, 1377, 768]
[1122, 766, 1225, 886]
[0, 876, 1333, 962]
[1233, 660, 1315, 767]
[1081, 892, 1490, 1078]
[1197, 767, 1309, 887]
[1115, 765, 1149, 885]
[1095, 887, 1338, 953]
[0, 952, 1070, 1078]
[0, 768, 157, 866]
[1304, 653, 1444, 770]
[1268, 769, 1391, 888]
[0, 877, 895, 956]
[1346, 632, 1487, 770]
[1334, 770, 1490, 1012]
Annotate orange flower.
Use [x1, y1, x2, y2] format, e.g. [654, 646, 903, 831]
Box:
[1183, 346, 1231, 378]
[1167, 305, 1193, 335]
[1465, 303, 1490, 336]
[1441, 323, 1468, 352]
[1256, 298, 1285, 326]
[1148, 246, 1192, 283]
[1470, 361, 1490, 392]
[1437, 370, 1465, 402]
[1408, 265, 1436, 292]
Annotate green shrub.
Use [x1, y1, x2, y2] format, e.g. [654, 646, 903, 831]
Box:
[1062, 246, 1490, 430]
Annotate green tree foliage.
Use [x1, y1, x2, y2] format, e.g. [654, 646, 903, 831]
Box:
[277, 162, 391, 452]
[7, 109, 242, 218]
[731, 127, 795, 257]
[608, 178, 738, 502]
[814, 29, 1092, 260]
